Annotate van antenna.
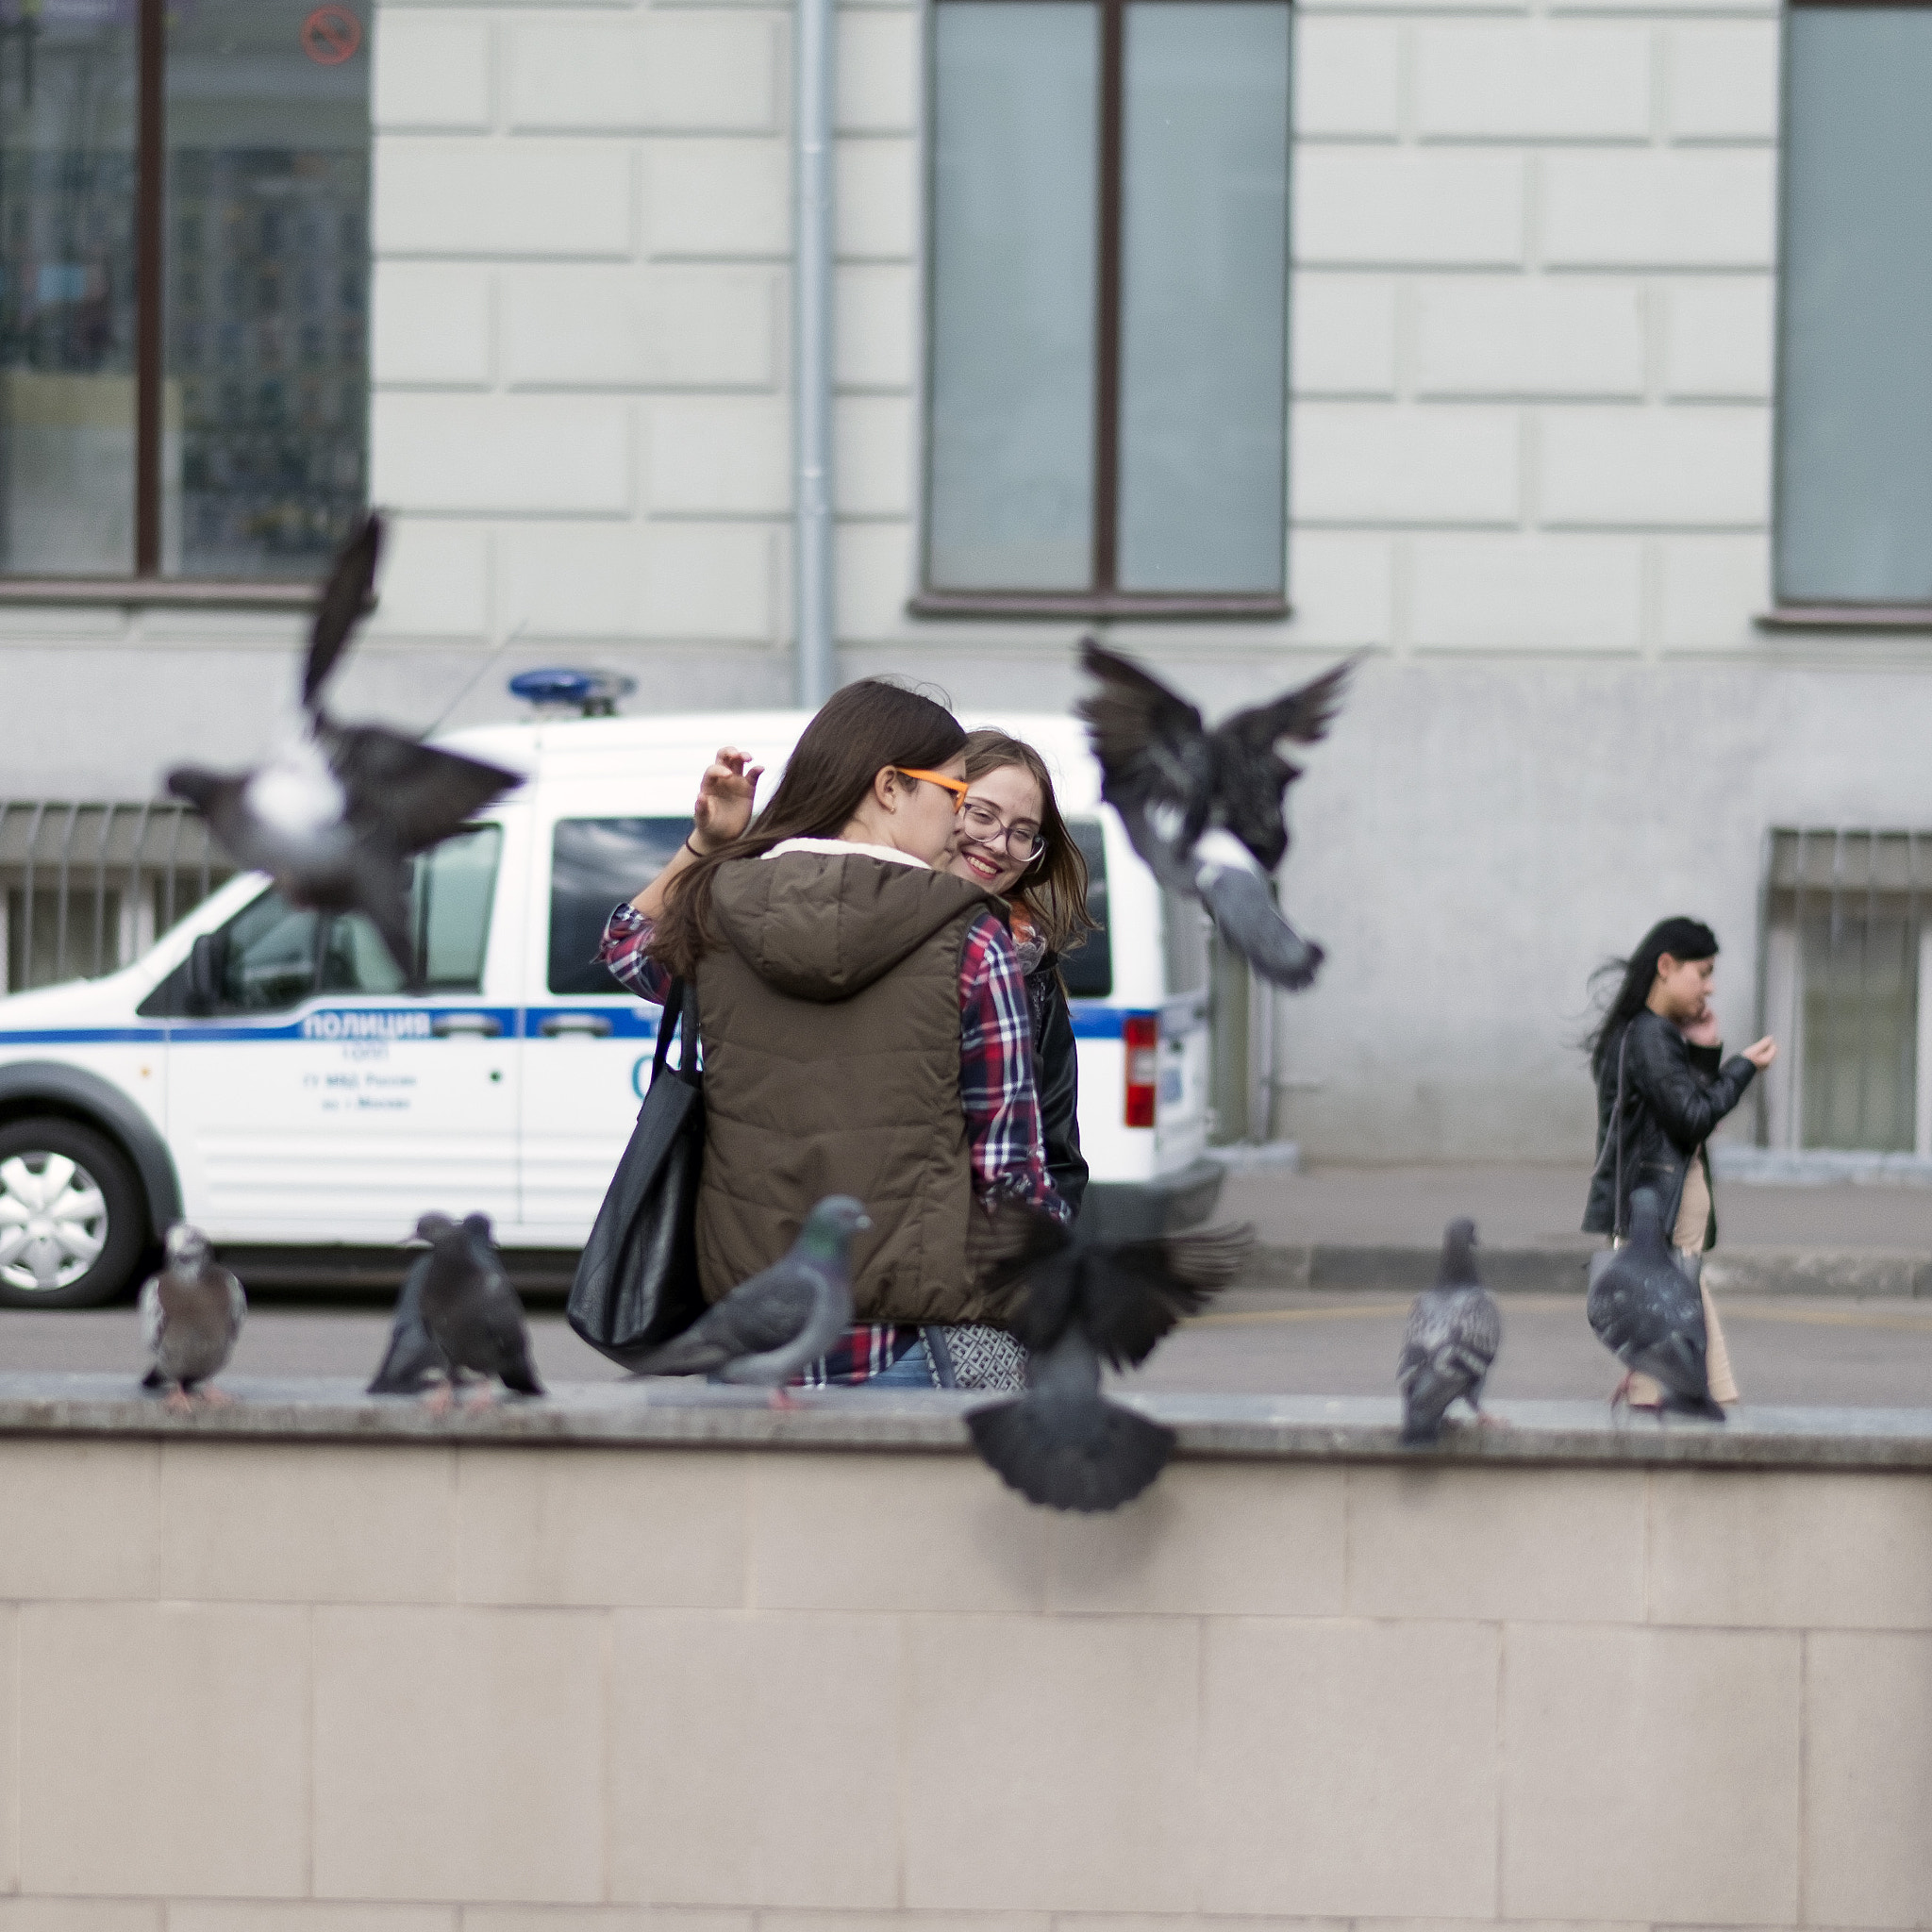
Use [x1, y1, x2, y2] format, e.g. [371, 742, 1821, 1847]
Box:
[425, 621, 526, 737]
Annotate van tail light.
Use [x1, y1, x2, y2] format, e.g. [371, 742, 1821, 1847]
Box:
[1124, 1014, 1159, 1128]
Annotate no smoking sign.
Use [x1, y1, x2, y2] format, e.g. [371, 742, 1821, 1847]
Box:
[301, 6, 362, 65]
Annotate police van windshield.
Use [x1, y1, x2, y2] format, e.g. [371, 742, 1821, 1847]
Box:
[549, 818, 689, 996]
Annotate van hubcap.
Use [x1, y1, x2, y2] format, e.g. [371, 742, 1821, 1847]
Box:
[0, 1154, 108, 1292]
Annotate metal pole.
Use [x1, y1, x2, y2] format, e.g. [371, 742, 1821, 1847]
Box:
[792, 0, 837, 708]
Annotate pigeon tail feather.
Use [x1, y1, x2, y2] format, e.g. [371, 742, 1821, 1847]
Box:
[967, 1393, 1175, 1513]
[1196, 864, 1324, 991]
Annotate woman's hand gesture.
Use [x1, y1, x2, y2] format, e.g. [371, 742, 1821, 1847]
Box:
[1742, 1036, 1777, 1069]
[691, 745, 765, 854]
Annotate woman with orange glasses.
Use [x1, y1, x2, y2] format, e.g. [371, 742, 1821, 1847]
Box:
[599, 679, 1064, 1391]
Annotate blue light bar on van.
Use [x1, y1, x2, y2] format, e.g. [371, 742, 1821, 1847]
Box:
[508, 668, 638, 718]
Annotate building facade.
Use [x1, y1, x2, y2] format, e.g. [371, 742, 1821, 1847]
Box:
[2, 0, 1928, 1165]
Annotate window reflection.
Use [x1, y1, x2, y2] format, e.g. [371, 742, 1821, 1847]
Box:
[0, 0, 139, 575]
[166, 0, 368, 577]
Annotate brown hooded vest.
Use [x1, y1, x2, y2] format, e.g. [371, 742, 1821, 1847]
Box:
[693, 847, 1016, 1324]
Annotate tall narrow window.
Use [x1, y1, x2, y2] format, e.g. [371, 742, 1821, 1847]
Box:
[1774, 4, 1932, 612]
[919, 0, 1291, 618]
[0, 0, 368, 587]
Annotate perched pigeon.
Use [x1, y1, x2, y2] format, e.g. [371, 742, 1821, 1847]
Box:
[367, 1247, 452, 1395]
[140, 1223, 246, 1408]
[414, 1211, 543, 1408]
[167, 512, 520, 982]
[965, 1202, 1253, 1511]
[630, 1195, 869, 1396]
[1397, 1217, 1503, 1445]
[1587, 1187, 1724, 1423]
[1076, 638, 1353, 990]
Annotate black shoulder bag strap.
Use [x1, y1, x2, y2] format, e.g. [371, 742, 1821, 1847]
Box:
[1611, 1024, 1630, 1241]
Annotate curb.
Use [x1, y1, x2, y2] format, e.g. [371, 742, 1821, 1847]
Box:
[1246, 1243, 1932, 1298]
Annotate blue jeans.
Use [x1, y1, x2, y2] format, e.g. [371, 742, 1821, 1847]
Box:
[866, 1338, 939, 1388]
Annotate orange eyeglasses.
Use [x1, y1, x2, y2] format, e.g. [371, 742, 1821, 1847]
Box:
[893, 767, 971, 808]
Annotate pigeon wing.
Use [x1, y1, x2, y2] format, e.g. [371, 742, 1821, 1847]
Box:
[968, 1392, 1177, 1511]
[324, 724, 521, 854]
[302, 510, 383, 715]
[1220, 656, 1357, 755]
[966, 1197, 1073, 1295]
[1075, 639, 1208, 811]
[165, 767, 273, 872]
[1084, 1224, 1253, 1369]
[637, 1270, 820, 1374]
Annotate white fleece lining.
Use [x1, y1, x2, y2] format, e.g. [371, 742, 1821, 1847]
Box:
[761, 836, 930, 871]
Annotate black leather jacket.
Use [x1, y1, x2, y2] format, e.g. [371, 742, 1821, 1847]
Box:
[1026, 953, 1089, 1216]
[1583, 1008, 1756, 1244]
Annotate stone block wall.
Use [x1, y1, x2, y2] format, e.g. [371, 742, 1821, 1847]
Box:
[0, 1432, 1929, 1924]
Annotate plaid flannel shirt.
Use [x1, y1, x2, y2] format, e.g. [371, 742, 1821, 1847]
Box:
[600, 894, 1062, 1383]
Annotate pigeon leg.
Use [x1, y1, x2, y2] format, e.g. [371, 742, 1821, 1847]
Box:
[164, 1386, 193, 1416]
[462, 1384, 500, 1410]
[767, 1386, 802, 1411]
[425, 1382, 457, 1418]
[1473, 1409, 1510, 1430]
[195, 1387, 235, 1408]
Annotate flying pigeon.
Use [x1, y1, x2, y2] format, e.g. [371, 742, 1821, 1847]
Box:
[964, 1202, 1253, 1511]
[367, 1246, 452, 1395]
[629, 1195, 869, 1398]
[166, 512, 520, 982]
[414, 1210, 543, 1409]
[1587, 1187, 1724, 1423]
[1397, 1217, 1503, 1446]
[1076, 639, 1353, 990]
[140, 1223, 246, 1409]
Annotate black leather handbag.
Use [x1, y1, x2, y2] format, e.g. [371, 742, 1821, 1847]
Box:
[567, 978, 708, 1368]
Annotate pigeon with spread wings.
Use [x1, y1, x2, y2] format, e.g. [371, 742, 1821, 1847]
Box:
[965, 1201, 1253, 1511]
[1076, 638, 1353, 990]
[165, 512, 520, 982]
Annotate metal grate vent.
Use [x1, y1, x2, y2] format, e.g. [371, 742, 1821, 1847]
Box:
[0, 801, 235, 995]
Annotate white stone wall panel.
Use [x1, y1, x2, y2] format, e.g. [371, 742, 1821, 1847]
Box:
[1414, 24, 1652, 142]
[1410, 532, 1645, 649]
[647, 139, 790, 258]
[1292, 276, 1399, 398]
[1663, 279, 1775, 400]
[1294, 19, 1403, 140]
[1668, 22, 1781, 142]
[646, 397, 791, 514]
[1656, 533, 1771, 649]
[376, 141, 634, 258]
[505, 17, 781, 134]
[373, 393, 633, 514]
[1293, 404, 1523, 525]
[835, 395, 915, 518]
[836, 264, 917, 390]
[499, 265, 779, 389]
[1541, 150, 1777, 268]
[836, 137, 920, 259]
[499, 523, 776, 641]
[1296, 151, 1526, 267]
[1539, 406, 1771, 528]
[371, 263, 494, 387]
[1414, 278, 1645, 398]
[838, 10, 920, 134]
[372, 12, 493, 132]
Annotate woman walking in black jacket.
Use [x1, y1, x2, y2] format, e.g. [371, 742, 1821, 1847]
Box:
[946, 729, 1095, 1216]
[1583, 915, 1776, 1404]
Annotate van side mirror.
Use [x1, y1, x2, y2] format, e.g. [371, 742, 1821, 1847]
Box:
[185, 932, 227, 1016]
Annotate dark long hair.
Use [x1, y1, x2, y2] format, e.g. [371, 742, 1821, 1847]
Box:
[1585, 915, 1721, 1079]
[961, 729, 1096, 958]
[649, 679, 966, 977]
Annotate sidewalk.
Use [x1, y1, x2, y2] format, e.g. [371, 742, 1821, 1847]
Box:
[1217, 1161, 1932, 1295]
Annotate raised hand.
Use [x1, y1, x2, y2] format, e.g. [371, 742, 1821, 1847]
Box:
[691, 745, 765, 853]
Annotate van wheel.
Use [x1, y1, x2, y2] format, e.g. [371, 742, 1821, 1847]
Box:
[0, 1119, 149, 1309]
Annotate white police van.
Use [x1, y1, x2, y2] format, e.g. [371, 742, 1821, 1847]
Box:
[0, 708, 1220, 1307]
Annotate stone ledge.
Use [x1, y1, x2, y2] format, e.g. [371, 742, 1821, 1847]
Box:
[4, 1373, 1931, 1473]
[1248, 1241, 1932, 1296]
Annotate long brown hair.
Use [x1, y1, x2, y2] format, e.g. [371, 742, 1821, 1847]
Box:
[650, 679, 967, 977]
[961, 728, 1095, 958]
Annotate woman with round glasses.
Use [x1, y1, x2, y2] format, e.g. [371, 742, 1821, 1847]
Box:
[944, 729, 1095, 1216]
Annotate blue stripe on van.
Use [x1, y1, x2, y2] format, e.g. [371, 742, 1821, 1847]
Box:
[1069, 1006, 1138, 1041]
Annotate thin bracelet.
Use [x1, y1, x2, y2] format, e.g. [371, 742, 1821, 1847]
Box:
[682, 835, 712, 860]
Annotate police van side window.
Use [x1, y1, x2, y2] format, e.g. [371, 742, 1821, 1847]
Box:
[549, 819, 690, 995]
[1060, 819, 1112, 998]
[138, 827, 503, 1015]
